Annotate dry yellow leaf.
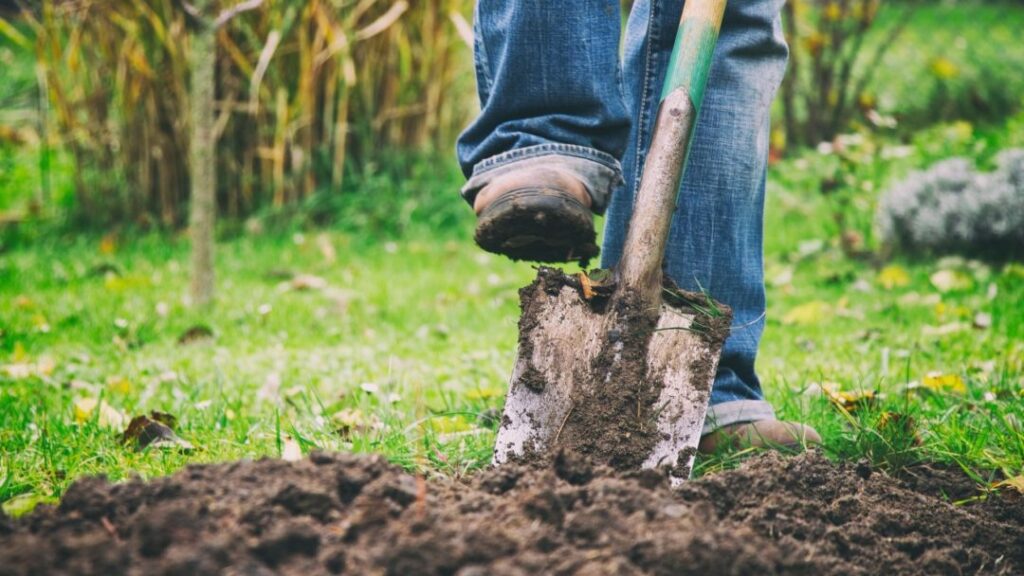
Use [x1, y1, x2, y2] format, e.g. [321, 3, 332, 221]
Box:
[922, 371, 967, 394]
[824, 387, 877, 413]
[427, 415, 474, 434]
[782, 300, 832, 325]
[74, 397, 129, 429]
[331, 408, 382, 439]
[995, 476, 1024, 494]
[2, 355, 55, 380]
[877, 265, 910, 289]
[106, 376, 132, 395]
[930, 269, 973, 293]
[99, 233, 117, 255]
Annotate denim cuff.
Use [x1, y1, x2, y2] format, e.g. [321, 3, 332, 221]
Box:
[461, 144, 624, 214]
[701, 400, 777, 436]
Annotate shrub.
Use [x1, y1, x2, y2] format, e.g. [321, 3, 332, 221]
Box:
[876, 149, 1024, 260]
[778, 0, 914, 148]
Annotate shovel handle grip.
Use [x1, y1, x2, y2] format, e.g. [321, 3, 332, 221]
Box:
[617, 0, 727, 305]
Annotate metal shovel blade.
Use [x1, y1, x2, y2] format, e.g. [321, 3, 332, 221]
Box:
[492, 271, 730, 484]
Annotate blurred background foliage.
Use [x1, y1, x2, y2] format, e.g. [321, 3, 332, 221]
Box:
[1, 0, 475, 228]
[0, 0, 1022, 245]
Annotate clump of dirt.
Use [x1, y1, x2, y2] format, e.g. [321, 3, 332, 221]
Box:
[3, 450, 1019, 575]
[559, 287, 665, 470]
[515, 267, 731, 471]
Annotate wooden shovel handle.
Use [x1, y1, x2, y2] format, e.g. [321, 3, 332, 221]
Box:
[616, 0, 727, 306]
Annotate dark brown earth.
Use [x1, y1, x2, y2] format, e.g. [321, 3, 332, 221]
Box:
[2, 450, 1020, 575]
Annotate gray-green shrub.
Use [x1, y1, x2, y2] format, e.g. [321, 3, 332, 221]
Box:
[876, 149, 1024, 259]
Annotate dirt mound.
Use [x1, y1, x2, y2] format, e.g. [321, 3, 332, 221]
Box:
[1, 451, 1021, 575]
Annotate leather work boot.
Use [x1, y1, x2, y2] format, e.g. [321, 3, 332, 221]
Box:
[473, 166, 599, 264]
[698, 420, 822, 454]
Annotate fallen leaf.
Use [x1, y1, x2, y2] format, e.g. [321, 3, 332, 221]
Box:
[316, 233, 337, 263]
[972, 312, 992, 330]
[331, 408, 381, 439]
[769, 266, 794, 288]
[1, 352, 55, 380]
[74, 397, 129, 429]
[284, 274, 329, 292]
[2, 362, 33, 379]
[898, 292, 942, 306]
[99, 233, 117, 255]
[930, 269, 973, 293]
[281, 435, 303, 461]
[796, 239, 825, 259]
[851, 278, 873, 293]
[258, 373, 282, 402]
[921, 322, 969, 337]
[121, 413, 193, 451]
[782, 300, 832, 325]
[106, 375, 132, 395]
[995, 476, 1024, 494]
[986, 283, 998, 300]
[922, 371, 966, 394]
[877, 265, 910, 289]
[426, 415, 474, 434]
[822, 384, 877, 413]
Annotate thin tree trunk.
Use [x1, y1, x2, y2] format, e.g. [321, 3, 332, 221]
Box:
[190, 13, 217, 307]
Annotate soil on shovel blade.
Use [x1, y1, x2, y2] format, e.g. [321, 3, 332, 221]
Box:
[2, 450, 1021, 575]
[514, 268, 732, 472]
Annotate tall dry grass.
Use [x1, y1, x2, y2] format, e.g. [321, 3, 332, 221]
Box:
[12, 0, 475, 226]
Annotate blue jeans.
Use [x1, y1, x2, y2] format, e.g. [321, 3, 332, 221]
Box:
[458, 0, 787, 434]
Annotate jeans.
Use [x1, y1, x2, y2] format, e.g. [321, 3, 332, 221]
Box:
[457, 0, 787, 434]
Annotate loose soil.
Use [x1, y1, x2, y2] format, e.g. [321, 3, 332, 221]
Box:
[2, 450, 1020, 575]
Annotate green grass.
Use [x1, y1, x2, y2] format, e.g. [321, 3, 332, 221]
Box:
[3, 116, 1024, 515]
[2, 2, 1024, 516]
[868, 1, 1024, 129]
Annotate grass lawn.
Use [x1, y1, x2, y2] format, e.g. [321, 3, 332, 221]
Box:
[3, 111, 1024, 516]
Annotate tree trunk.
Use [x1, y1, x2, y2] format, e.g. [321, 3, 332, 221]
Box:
[189, 14, 216, 307]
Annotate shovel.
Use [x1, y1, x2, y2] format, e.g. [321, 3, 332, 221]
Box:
[493, 0, 731, 484]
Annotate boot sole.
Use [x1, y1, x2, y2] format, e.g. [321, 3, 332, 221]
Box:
[475, 188, 598, 264]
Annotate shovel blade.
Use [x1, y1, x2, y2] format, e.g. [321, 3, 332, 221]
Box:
[493, 278, 727, 484]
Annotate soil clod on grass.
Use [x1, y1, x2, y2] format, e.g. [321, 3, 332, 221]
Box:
[2, 450, 1021, 575]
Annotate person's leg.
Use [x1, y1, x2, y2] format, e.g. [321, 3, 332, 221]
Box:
[456, 1, 630, 262]
[604, 0, 789, 435]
